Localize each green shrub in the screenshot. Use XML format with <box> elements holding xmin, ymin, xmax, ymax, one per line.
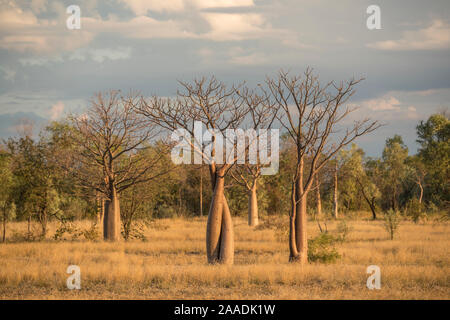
<box><xmin>308</xmin><ymin>233</ymin><xmax>341</xmax><ymax>263</ymax></box>
<box><xmin>404</xmin><ymin>198</ymin><xmax>425</xmax><ymax>223</ymax></box>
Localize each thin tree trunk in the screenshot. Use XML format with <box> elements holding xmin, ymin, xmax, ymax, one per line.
<box><xmin>418</xmin><ymin>181</ymin><xmax>423</xmax><ymax>204</ymax></box>
<box><xmin>333</xmin><ymin>161</ymin><xmax>338</xmax><ymax>219</ymax></box>
<box><xmin>104</xmin><ymin>184</ymin><xmax>121</xmax><ymax>241</ymax></box>
<box><xmin>294</xmin><ymin>157</ymin><xmax>308</xmax><ymax>264</ymax></box>
<box><xmin>40</xmin><ymin>208</ymin><xmax>47</xmax><ymax>239</ymax></box>
<box><xmin>356</xmin><ymin>178</ymin><xmax>377</xmax><ymax>220</ymax></box>
<box><xmin>315</xmin><ymin>174</ymin><xmax>322</xmax><ymax>220</ymax></box>
<box><xmin>248</xmin><ymin>183</ymin><xmax>259</xmax><ymax>227</ymax></box>
<box><xmin>200</xmin><ymin>166</ymin><xmax>203</xmax><ymax>217</ymax></box>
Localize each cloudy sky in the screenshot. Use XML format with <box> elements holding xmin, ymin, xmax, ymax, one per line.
<box><xmin>0</xmin><ymin>0</ymin><xmax>449</xmax><ymax>156</ymax></box>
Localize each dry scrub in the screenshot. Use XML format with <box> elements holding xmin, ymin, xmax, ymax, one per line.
<box><xmin>0</xmin><ymin>215</ymin><xmax>448</xmax><ymax>299</ymax></box>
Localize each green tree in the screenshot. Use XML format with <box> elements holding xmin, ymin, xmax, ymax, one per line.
<box><xmin>0</xmin><ymin>150</ymin><xmax>15</xmax><ymax>242</ymax></box>
<box><xmin>339</xmin><ymin>144</ymin><xmax>380</xmax><ymax>219</ymax></box>
<box><xmin>416</xmin><ymin>113</ymin><xmax>449</xmax><ymax>206</ymax></box>
<box><xmin>381</xmin><ymin>135</ymin><xmax>409</xmax><ymax>211</ymax></box>
<box><xmin>7</xmin><ymin>135</ymin><xmax>61</xmax><ymax>238</ymax></box>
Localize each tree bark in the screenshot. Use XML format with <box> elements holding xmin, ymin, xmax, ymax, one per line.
<box><xmin>333</xmin><ymin>161</ymin><xmax>338</xmax><ymax>219</ymax></box>
<box><xmin>293</xmin><ymin>157</ymin><xmax>308</xmax><ymax>264</ymax></box>
<box><xmin>200</xmin><ymin>166</ymin><xmax>203</xmax><ymax>217</ymax></box>
<box><xmin>418</xmin><ymin>181</ymin><xmax>423</xmax><ymax>204</ymax></box>
<box><xmin>315</xmin><ymin>174</ymin><xmax>322</xmax><ymax>219</ymax></box>
<box><xmin>248</xmin><ymin>183</ymin><xmax>259</xmax><ymax>227</ymax></box>
<box><xmin>103</xmin><ymin>184</ymin><xmax>121</xmax><ymax>241</ymax></box>
<box><xmin>96</xmin><ymin>194</ymin><xmax>104</xmax><ymax>235</ymax></box>
<box><xmin>206</xmin><ymin>167</ymin><xmax>234</xmax><ymax>264</ymax></box>
<box><xmin>289</xmin><ymin>182</ymin><xmax>299</xmax><ymax>261</ymax></box>
<box><xmin>39</xmin><ymin>208</ymin><xmax>47</xmax><ymax>239</ymax></box>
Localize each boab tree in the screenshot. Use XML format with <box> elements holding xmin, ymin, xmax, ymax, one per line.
<box><xmin>137</xmin><ymin>77</ymin><xmax>276</xmax><ymax>264</ymax></box>
<box><xmin>230</xmin><ymin>86</ymin><xmax>278</xmax><ymax>227</ymax></box>
<box><xmin>267</xmin><ymin>68</ymin><xmax>380</xmax><ymax>264</ymax></box>
<box><xmin>69</xmin><ymin>91</ymin><xmax>169</xmax><ymax>241</ymax></box>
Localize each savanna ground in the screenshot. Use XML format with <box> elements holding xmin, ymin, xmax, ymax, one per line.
<box><xmin>0</xmin><ymin>213</ymin><xmax>449</xmax><ymax>300</ymax></box>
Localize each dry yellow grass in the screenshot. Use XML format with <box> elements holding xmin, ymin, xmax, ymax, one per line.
<box><xmin>0</xmin><ymin>215</ymin><xmax>449</xmax><ymax>299</ymax></box>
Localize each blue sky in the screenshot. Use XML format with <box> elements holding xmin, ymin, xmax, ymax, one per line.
<box><xmin>0</xmin><ymin>0</ymin><xmax>449</xmax><ymax>156</ymax></box>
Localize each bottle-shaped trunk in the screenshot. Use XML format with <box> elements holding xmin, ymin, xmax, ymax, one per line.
<box><xmin>206</xmin><ymin>168</ymin><xmax>234</xmax><ymax>265</ymax></box>
<box><xmin>248</xmin><ymin>183</ymin><xmax>259</xmax><ymax>227</ymax></box>
<box><xmin>103</xmin><ymin>184</ymin><xmax>121</xmax><ymax>241</ymax></box>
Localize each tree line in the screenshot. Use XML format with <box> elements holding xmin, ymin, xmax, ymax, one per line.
<box><xmin>0</xmin><ymin>69</ymin><xmax>448</xmax><ymax>266</ymax></box>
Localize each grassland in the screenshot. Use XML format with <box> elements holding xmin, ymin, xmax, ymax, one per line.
<box><xmin>0</xmin><ymin>214</ymin><xmax>448</xmax><ymax>299</ymax></box>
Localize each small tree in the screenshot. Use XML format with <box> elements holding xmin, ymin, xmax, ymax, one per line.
<box><xmin>68</xmin><ymin>91</ymin><xmax>170</xmax><ymax>241</ymax></box>
<box><xmin>6</xmin><ymin>135</ymin><xmax>59</xmax><ymax>239</ymax></box>
<box><xmin>0</xmin><ymin>150</ymin><xmax>15</xmax><ymax>243</ymax></box>
<box><xmin>383</xmin><ymin>209</ymin><xmax>401</xmax><ymax>240</ymax></box>
<box><xmin>267</xmin><ymin>68</ymin><xmax>380</xmax><ymax>264</ymax></box>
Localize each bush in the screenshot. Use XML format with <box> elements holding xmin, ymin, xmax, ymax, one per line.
<box><xmin>383</xmin><ymin>209</ymin><xmax>401</xmax><ymax>240</ymax></box>
<box><xmin>404</xmin><ymin>198</ymin><xmax>425</xmax><ymax>223</ymax></box>
<box><xmin>308</xmin><ymin>233</ymin><xmax>341</xmax><ymax>263</ymax></box>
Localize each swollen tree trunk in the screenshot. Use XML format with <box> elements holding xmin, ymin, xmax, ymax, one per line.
<box><xmin>96</xmin><ymin>194</ymin><xmax>104</xmax><ymax>233</ymax></box>
<box><xmin>206</xmin><ymin>167</ymin><xmax>234</xmax><ymax>265</ymax></box>
<box><xmin>103</xmin><ymin>184</ymin><xmax>121</xmax><ymax>241</ymax></box>
<box><xmin>248</xmin><ymin>183</ymin><xmax>259</xmax><ymax>227</ymax></box>
<box><xmin>333</xmin><ymin>162</ymin><xmax>338</xmax><ymax>219</ymax></box>
<box><xmin>290</xmin><ymin>157</ymin><xmax>308</xmax><ymax>264</ymax></box>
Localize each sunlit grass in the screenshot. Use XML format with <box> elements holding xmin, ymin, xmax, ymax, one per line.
<box><xmin>0</xmin><ymin>215</ymin><xmax>448</xmax><ymax>299</ymax></box>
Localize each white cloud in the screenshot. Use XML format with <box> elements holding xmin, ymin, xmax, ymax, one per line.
<box><xmin>83</xmin><ymin>15</ymin><xmax>197</xmax><ymax>40</ymax></box>
<box><xmin>119</xmin><ymin>0</ymin><xmax>254</xmax><ymax>15</ymax></box>
<box><xmin>201</xmin><ymin>13</ymin><xmax>267</xmax><ymax>41</ymax></box>
<box><xmin>227</xmin><ymin>47</ymin><xmax>267</xmax><ymax>65</ymax></box>
<box><xmin>364</xmin><ymin>96</ymin><xmax>401</xmax><ymax>111</ymax></box>
<box><xmin>368</xmin><ymin>20</ymin><xmax>450</xmax><ymax>51</ymax></box>
<box><xmin>119</xmin><ymin>0</ymin><xmax>185</xmax><ymax>15</ymax></box>
<box><xmin>406</xmin><ymin>106</ymin><xmax>419</xmax><ymax>119</ymax></box>
<box><xmin>70</xmin><ymin>47</ymin><xmax>132</xmax><ymax>63</ymax></box>
<box><xmin>50</xmin><ymin>101</ymin><xmax>64</xmax><ymax>120</ymax></box>
<box><xmin>0</xmin><ymin>1</ymin><xmax>93</xmax><ymax>53</ymax></box>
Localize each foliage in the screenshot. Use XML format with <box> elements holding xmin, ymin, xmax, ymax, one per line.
<box><xmin>383</xmin><ymin>209</ymin><xmax>401</xmax><ymax>240</ymax></box>
<box><xmin>416</xmin><ymin>113</ymin><xmax>449</xmax><ymax>206</ymax></box>
<box><xmin>404</xmin><ymin>198</ymin><xmax>425</xmax><ymax>223</ymax></box>
<box><xmin>307</xmin><ymin>233</ymin><xmax>341</xmax><ymax>263</ymax></box>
